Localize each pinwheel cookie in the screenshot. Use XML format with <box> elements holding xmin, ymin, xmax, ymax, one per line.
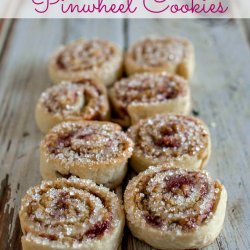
<box><xmin>109</xmin><ymin>72</ymin><xmax>191</xmax><ymax>126</ymax></box>
<box><xmin>127</xmin><ymin>114</ymin><xmax>211</xmax><ymax>172</ymax></box>
<box><xmin>125</xmin><ymin>37</ymin><xmax>194</xmax><ymax>79</ymax></box>
<box><xmin>124</xmin><ymin>166</ymin><xmax>227</xmax><ymax>249</ymax></box>
<box><xmin>40</xmin><ymin>121</ymin><xmax>134</xmax><ymax>188</ymax></box>
<box><xmin>19</xmin><ymin>177</ymin><xmax>124</xmax><ymax>250</ymax></box>
<box><xmin>49</xmin><ymin>39</ymin><xmax>123</xmax><ymax>86</ymax></box>
<box><xmin>35</xmin><ymin>80</ymin><xmax>109</xmax><ymax>133</ymax></box>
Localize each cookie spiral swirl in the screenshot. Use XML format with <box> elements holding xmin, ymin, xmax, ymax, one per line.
<box><xmin>40</xmin><ymin>121</ymin><xmax>134</xmax><ymax>188</ymax></box>
<box><xmin>19</xmin><ymin>177</ymin><xmax>124</xmax><ymax>250</ymax></box>
<box><xmin>124</xmin><ymin>166</ymin><xmax>227</xmax><ymax>249</ymax></box>
<box><xmin>49</xmin><ymin>39</ymin><xmax>123</xmax><ymax>86</ymax></box>
<box><xmin>125</xmin><ymin>37</ymin><xmax>195</xmax><ymax>79</ymax></box>
<box><xmin>109</xmin><ymin>72</ymin><xmax>191</xmax><ymax>126</ymax></box>
<box><xmin>56</xmin><ymin>40</ymin><xmax>115</xmax><ymax>71</ymax></box>
<box><xmin>35</xmin><ymin>80</ymin><xmax>110</xmax><ymax>133</ymax></box>
<box><xmin>127</xmin><ymin>114</ymin><xmax>210</xmax><ymax>172</ymax></box>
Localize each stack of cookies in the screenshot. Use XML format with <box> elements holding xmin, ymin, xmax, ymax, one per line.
<box><xmin>19</xmin><ymin>37</ymin><xmax>227</xmax><ymax>250</ymax></box>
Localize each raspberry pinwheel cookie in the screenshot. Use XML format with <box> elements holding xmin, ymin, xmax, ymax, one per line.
<box><xmin>19</xmin><ymin>177</ymin><xmax>124</xmax><ymax>250</ymax></box>
<box><xmin>40</xmin><ymin>121</ymin><xmax>134</xmax><ymax>188</ymax></box>
<box><xmin>127</xmin><ymin>114</ymin><xmax>211</xmax><ymax>173</ymax></box>
<box><xmin>109</xmin><ymin>72</ymin><xmax>191</xmax><ymax>126</ymax></box>
<box><xmin>49</xmin><ymin>39</ymin><xmax>123</xmax><ymax>86</ymax></box>
<box><xmin>124</xmin><ymin>166</ymin><xmax>227</xmax><ymax>249</ymax></box>
<box><xmin>125</xmin><ymin>37</ymin><xmax>194</xmax><ymax>79</ymax></box>
<box><xmin>35</xmin><ymin>80</ymin><xmax>109</xmax><ymax>133</ymax></box>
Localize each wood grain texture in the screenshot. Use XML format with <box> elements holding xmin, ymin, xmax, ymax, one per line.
<box><xmin>0</xmin><ymin>19</ymin><xmax>249</xmax><ymax>250</ymax></box>
<box><xmin>241</xmin><ymin>19</ymin><xmax>250</xmax><ymax>44</ymax></box>
<box><xmin>0</xmin><ymin>19</ymin><xmax>13</xmax><ymax>59</ymax></box>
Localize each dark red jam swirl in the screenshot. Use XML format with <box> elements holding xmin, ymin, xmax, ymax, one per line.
<box><xmin>43</xmin><ymin>122</ymin><xmax>133</xmax><ymax>164</ymax></box>
<box><xmin>111</xmin><ymin>73</ymin><xmax>187</xmax><ymax>115</ymax></box>
<box><xmin>134</xmin><ymin>168</ymin><xmax>219</xmax><ymax>232</ymax></box>
<box><xmin>129</xmin><ymin>114</ymin><xmax>209</xmax><ymax>159</ymax></box>
<box><xmin>20</xmin><ymin>177</ymin><xmax>117</xmax><ymax>244</ymax></box>
<box><xmin>40</xmin><ymin>81</ymin><xmax>107</xmax><ymax>120</ymax></box>
<box><xmin>56</xmin><ymin>40</ymin><xmax>115</xmax><ymax>71</ymax></box>
<box><xmin>130</xmin><ymin>38</ymin><xmax>185</xmax><ymax>67</ymax></box>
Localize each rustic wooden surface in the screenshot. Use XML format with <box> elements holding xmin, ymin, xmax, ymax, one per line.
<box><xmin>0</xmin><ymin>19</ymin><xmax>249</xmax><ymax>250</ymax></box>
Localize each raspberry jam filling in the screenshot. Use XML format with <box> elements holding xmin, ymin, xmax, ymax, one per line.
<box><xmin>113</xmin><ymin>73</ymin><xmax>186</xmax><ymax>112</ymax></box>
<box><xmin>145</xmin><ymin>214</ymin><xmax>163</xmax><ymax>227</ymax></box>
<box><xmin>23</xmin><ymin>178</ymin><xmax>115</xmax><ymax>243</ymax></box>
<box><xmin>131</xmin><ymin>39</ymin><xmax>185</xmax><ymax>67</ymax></box>
<box><xmin>130</xmin><ymin>114</ymin><xmax>209</xmax><ymax>159</ymax></box>
<box><xmin>40</xmin><ymin>82</ymin><xmax>106</xmax><ymax>120</ymax></box>
<box><xmin>155</xmin><ymin>123</ymin><xmax>182</xmax><ymax>148</ymax></box>
<box><xmin>136</xmin><ymin>169</ymin><xmax>218</xmax><ymax>231</ymax></box>
<box><xmin>164</xmin><ymin>175</ymin><xmax>194</xmax><ymax>195</ymax></box>
<box><xmin>44</xmin><ymin>123</ymin><xmax>133</xmax><ymax>164</ymax></box>
<box><xmin>85</xmin><ymin>221</ymin><xmax>111</xmax><ymax>239</ymax></box>
<box><xmin>56</xmin><ymin>40</ymin><xmax>114</xmax><ymax>71</ymax></box>
<box><xmin>48</xmin><ymin>129</ymin><xmax>114</xmax><ymax>155</ymax></box>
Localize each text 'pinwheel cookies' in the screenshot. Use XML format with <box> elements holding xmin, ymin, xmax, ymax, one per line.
<box><xmin>40</xmin><ymin>121</ymin><xmax>134</xmax><ymax>188</ymax></box>
<box><xmin>49</xmin><ymin>39</ymin><xmax>123</xmax><ymax>86</ymax></box>
<box><xmin>35</xmin><ymin>80</ymin><xmax>110</xmax><ymax>133</ymax></box>
<box><xmin>109</xmin><ymin>72</ymin><xmax>191</xmax><ymax>126</ymax></box>
<box><xmin>127</xmin><ymin>114</ymin><xmax>210</xmax><ymax>172</ymax></box>
<box><xmin>125</xmin><ymin>37</ymin><xmax>195</xmax><ymax>79</ymax></box>
<box><xmin>124</xmin><ymin>166</ymin><xmax>227</xmax><ymax>250</ymax></box>
<box><xmin>19</xmin><ymin>177</ymin><xmax>124</xmax><ymax>250</ymax></box>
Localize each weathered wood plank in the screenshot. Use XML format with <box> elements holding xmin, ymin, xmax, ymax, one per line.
<box><xmin>241</xmin><ymin>19</ymin><xmax>250</xmax><ymax>44</ymax></box>
<box><xmin>0</xmin><ymin>19</ymin><xmax>124</xmax><ymax>250</ymax></box>
<box><xmin>0</xmin><ymin>19</ymin><xmax>14</xmax><ymax>58</ymax></box>
<box><xmin>126</xmin><ymin>19</ymin><xmax>250</xmax><ymax>250</ymax></box>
